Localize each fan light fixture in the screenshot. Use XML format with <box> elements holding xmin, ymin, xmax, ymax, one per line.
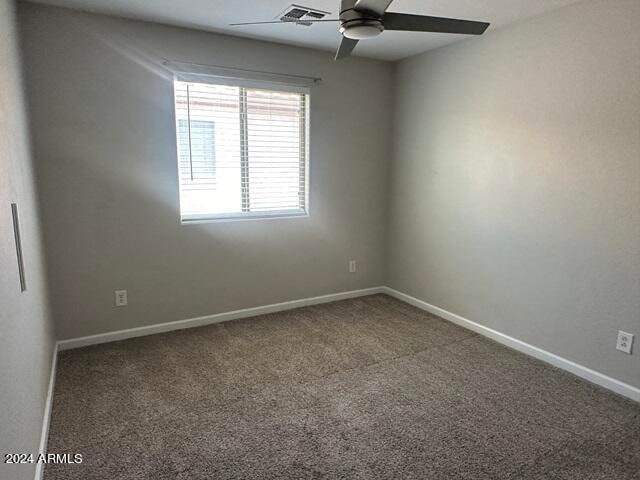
<box><xmin>340</xmin><ymin>21</ymin><xmax>383</xmax><ymax>40</ymax></box>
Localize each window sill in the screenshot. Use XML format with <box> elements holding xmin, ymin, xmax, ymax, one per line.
<box><xmin>180</xmin><ymin>211</ymin><xmax>309</xmax><ymax>225</ymax></box>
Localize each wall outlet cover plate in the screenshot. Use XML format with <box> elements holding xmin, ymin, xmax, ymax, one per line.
<box><xmin>616</xmin><ymin>331</ymin><xmax>634</xmax><ymax>355</ymax></box>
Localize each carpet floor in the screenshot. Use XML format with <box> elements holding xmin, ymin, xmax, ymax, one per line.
<box><xmin>45</xmin><ymin>294</ymin><xmax>640</xmax><ymax>479</ymax></box>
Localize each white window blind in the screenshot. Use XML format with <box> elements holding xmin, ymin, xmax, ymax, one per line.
<box><xmin>173</xmin><ymin>79</ymin><xmax>309</xmax><ymax>222</ymax></box>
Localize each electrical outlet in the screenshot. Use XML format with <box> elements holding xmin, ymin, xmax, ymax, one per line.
<box><xmin>616</xmin><ymin>331</ymin><xmax>634</xmax><ymax>354</ymax></box>
<box><xmin>115</xmin><ymin>290</ymin><xmax>128</xmax><ymax>307</ymax></box>
<box><xmin>349</xmin><ymin>260</ymin><xmax>357</xmax><ymax>273</ymax></box>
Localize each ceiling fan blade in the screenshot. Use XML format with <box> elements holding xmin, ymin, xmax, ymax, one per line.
<box><xmin>383</xmin><ymin>13</ymin><xmax>490</xmax><ymax>35</ymax></box>
<box><xmin>353</xmin><ymin>0</ymin><xmax>393</xmax><ymax>16</ymax></box>
<box><xmin>230</xmin><ymin>19</ymin><xmax>340</xmax><ymax>26</ymax></box>
<box><xmin>335</xmin><ymin>36</ymin><xmax>359</xmax><ymax>60</ymax></box>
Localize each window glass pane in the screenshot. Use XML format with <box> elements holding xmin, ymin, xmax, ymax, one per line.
<box><xmin>174</xmin><ymin>82</ymin><xmax>242</xmax><ymax>217</ymax></box>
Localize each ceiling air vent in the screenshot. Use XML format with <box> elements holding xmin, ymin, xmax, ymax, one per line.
<box><xmin>278</xmin><ymin>4</ymin><xmax>331</xmax><ymax>26</ymax></box>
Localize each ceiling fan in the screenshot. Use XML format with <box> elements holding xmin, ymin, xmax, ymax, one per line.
<box><xmin>230</xmin><ymin>0</ymin><xmax>490</xmax><ymax>60</ymax></box>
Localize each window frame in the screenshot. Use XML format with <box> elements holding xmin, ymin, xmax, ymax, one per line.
<box><xmin>172</xmin><ymin>73</ymin><xmax>310</xmax><ymax>224</ymax></box>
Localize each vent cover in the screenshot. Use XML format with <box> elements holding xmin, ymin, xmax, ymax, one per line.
<box><xmin>278</xmin><ymin>4</ymin><xmax>331</xmax><ymax>26</ymax></box>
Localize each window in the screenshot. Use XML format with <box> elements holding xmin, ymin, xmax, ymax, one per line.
<box><xmin>173</xmin><ymin>79</ymin><xmax>309</xmax><ymax>222</ymax></box>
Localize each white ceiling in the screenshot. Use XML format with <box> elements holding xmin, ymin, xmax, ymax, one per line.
<box><xmin>27</xmin><ymin>0</ymin><xmax>584</xmax><ymax>61</ymax></box>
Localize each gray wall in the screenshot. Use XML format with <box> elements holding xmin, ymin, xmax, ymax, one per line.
<box><xmin>388</xmin><ymin>0</ymin><xmax>640</xmax><ymax>388</ymax></box>
<box><xmin>0</xmin><ymin>1</ymin><xmax>55</xmax><ymax>479</ymax></box>
<box><xmin>19</xmin><ymin>3</ymin><xmax>393</xmax><ymax>340</ymax></box>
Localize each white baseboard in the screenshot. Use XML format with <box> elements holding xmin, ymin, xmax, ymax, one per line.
<box><xmin>382</xmin><ymin>287</ymin><xmax>640</xmax><ymax>403</ymax></box>
<box><xmin>57</xmin><ymin>287</ymin><xmax>385</xmax><ymax>351</ymax></box>
<box><xmin>34</xmin><ymin>342</ymin><xmax>58</xmax><ymax>480</ymax></box>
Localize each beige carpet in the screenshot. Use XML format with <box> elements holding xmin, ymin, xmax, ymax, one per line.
<box><xmin>45</xmin><ymin>294</ymin><xmax>639</xmax><ymax>479</ymax></box>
